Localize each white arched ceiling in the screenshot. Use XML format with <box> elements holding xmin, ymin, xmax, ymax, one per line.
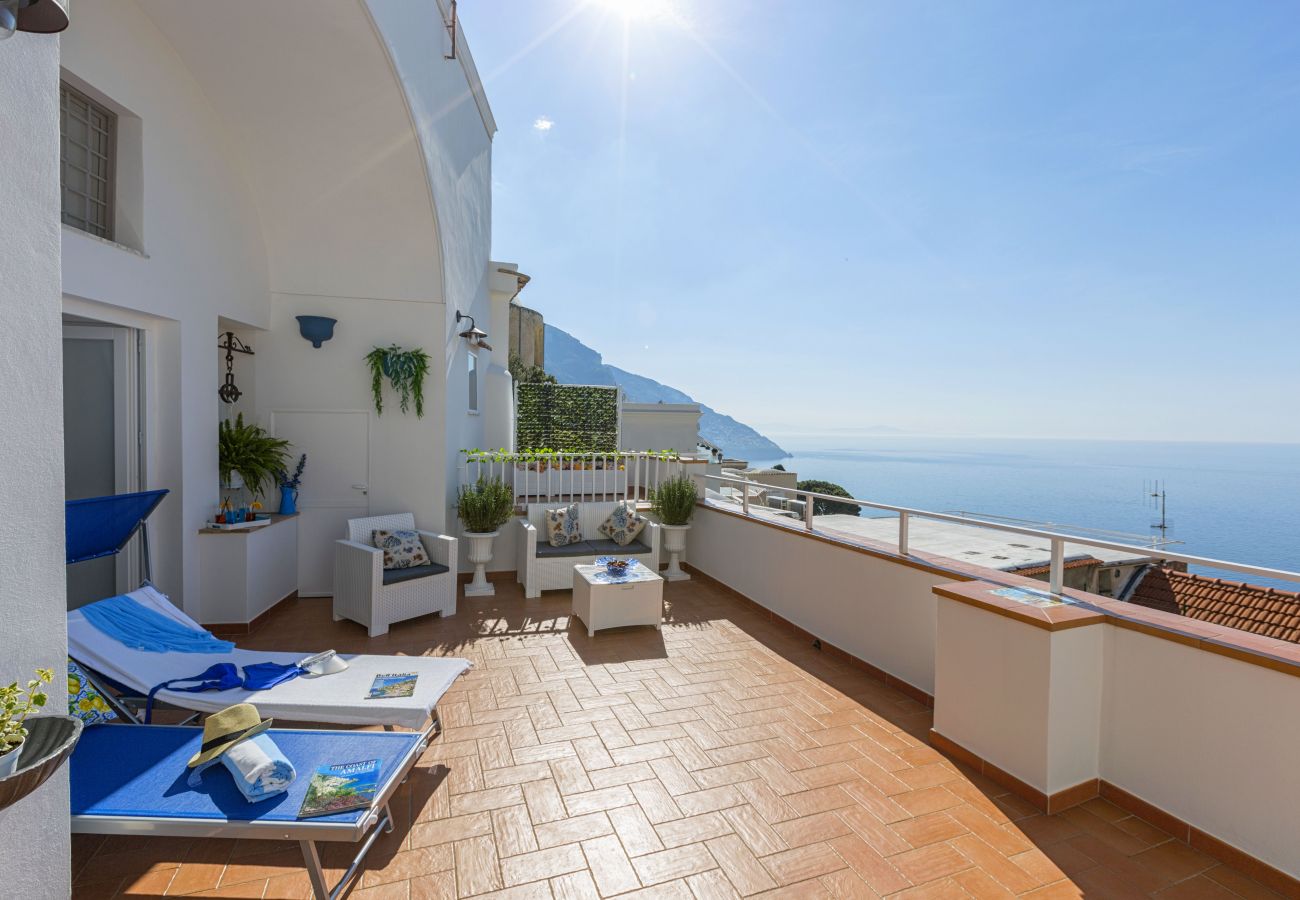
<box><xmin>137</xmin><ymin>0</ymin><xmax>443</xmax><ymax>304</ymax></box>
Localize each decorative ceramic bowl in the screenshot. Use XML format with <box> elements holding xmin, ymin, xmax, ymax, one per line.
<box><xmin>605</xmin><ymin>559</ymin><xmax>631</xmax><ymax>577</ymax></box>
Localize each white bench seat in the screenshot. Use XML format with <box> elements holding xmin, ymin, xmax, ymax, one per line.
<box><xmin>516</xmin><ymin>502</ymin><xmax>660</xmax><ymax>598</ymax></box>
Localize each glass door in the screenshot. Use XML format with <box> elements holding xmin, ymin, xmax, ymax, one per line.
<box><xmin>63</xmin><ymin>323</ymin><xmax>141</xmax><ymax>607</ymax></box>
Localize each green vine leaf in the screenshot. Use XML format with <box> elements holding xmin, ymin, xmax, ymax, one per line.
<box><xmin>365</xmin><ymin>345</ymin><xmax>431</xmax><ymax>418</ymax></box>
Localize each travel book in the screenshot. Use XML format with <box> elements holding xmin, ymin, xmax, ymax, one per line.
<box><xmin>297</xmin><ymin>759</ymin><xmax>381</xmax><ymax>818</ymax></box>
<box><xmin>366</xmin><ymin>672</ymin><xmax>418</xmax><ymax>699</ymax></box>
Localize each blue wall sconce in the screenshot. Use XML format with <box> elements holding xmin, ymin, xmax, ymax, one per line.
<box><xmin>295</xmin><ymin>315</ymin><xmax>337</xmax><ymax>349</ymax></box>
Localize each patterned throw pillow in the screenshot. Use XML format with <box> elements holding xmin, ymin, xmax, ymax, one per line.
<box><xmin>598</xmin><ymin>500</ymin><xmax>647</xmax><ymax>547</ymax></box>
<box><xmin>372</xmin><ymin>529</ymin><xmax>432</xmax><ymax>570</ymax></box>
<box><xmin>67</xmin><ymin>658</ymin><xmax>116</xmax><ymax>726</ymax></box>
<box><xmin>545</xmin><ymin>504</ymin><xmax>583</xmax><ymax>547</ymax></box>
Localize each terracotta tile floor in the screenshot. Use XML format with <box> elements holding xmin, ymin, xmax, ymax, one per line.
<box><xmin>72</xmin><ymin>579</ymin><xmax>1283</xmax><ymax>899</ymax></box>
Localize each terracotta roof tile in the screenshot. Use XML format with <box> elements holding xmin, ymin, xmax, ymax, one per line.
<box><xmin>1005</xmin><ymin>556</ymin><xmax>1101</xmax><ymax>577</ymax></box>
<box><xmin>1125</xmin><ymin>567</ymin><xmax>1300</xmax><ymax>644</ymax></box>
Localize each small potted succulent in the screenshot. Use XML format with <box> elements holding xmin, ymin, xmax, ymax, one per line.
<box><xmin>1</xmin><ymin>668</ymin><xmax>53</xmax><ymax>778</ymax></box>
<box><xmin>276</xmin><ymin>453</ymin><xmax>307</xmax><ymax>515</ymax></box>
<box><xmin>457</xmin><ymin>477</ymin><xmax>516</xmax><ymax>597</ymax></box>
<box><xmin>650</xmin><ymin>474</ymin><xmax>698</xmax><ymax>581</ymax></box>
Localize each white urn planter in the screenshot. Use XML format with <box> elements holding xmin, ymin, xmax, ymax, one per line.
<box><xmin>660</xmin><ymin>524</ymin><xmax>691</xmax><ymax>581</ymax></box>
<box><xmin>0</xmin><ymin>743</ymin><xmax>21</xmax><ymax>779</ymax></box>
<box><xmin>464</xmin><ymin>531</ymin><xmax>499</xmax><ymax>597</ymax></box>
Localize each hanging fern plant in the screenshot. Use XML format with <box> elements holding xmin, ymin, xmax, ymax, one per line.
<box><xmin>365</xmin><ymin>344</ymin><xmax>430</xmax><ymax>417</ymax></box>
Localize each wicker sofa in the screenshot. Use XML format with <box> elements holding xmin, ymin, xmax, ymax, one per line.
<box><xmin>334</xmin><ymin>513</ymin><xmax>457</xmax><ymax>637</ymax></box>
<box><xmin>517</xmin><ymin>501</ymin><xmax>660</xmax><ymax>598</ymax></box>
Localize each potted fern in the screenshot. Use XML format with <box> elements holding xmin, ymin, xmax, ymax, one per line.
<box><xmin>218</xmin><ymin>414</ymin><xmax>292</xmax><ymax>500</ymax></box>
<box><xmin>457</xmin><ymin>477</ymin><xmax>515</xmax><ymax>597</ymax></box>
<box><xmin>650</xmin><ymin>474</ymin><xmax>698</xmax><ymax>581</ymax></box>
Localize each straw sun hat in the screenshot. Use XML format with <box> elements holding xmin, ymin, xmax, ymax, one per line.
<box><xmin>187</xmin><ymin>703</ymin><xmax>272</xmax><ymax>768</ymax></box>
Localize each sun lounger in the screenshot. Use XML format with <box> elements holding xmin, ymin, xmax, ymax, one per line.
<box><xmin>70</xmin><ymin>723</ymin><xmax>427</xmax><ymax>900</ymax></box>
<box><xmin>68</xmin><ymin>585</ymin><xmax>469</xmax><ymax>731</ymax></box>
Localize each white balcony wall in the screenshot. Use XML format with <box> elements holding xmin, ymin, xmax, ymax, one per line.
<box><xmin>935</xmin><ymin>597</ymin><xmax>1103</xmax><ymax>795</ymax></box>
<box><xmin>689</xmin><ymin>505</ymin><xmax>948</xmax><ymax>695</ymax></box>
<box><xmin>691</xmin><ymin>501</ymin><xmax>1300</xmax><ymax>879</ymax></box>
<box><xmin>0</xmin><ymin>30</ymin><xmax>70</xmax><ymax>900</ymax></box>
<box><xmin>1102</xmin><ymin>627</ymin><xmax>1300</xmax><ymax>878</ymax></box>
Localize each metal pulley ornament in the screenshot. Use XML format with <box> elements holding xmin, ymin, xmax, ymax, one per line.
<box><xmin>218</xmin><ymin>331</ymin><xmax>254</xmax><ymax>404</ymax></box>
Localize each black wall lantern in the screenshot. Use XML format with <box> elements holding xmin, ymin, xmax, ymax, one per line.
<box><xmin>0</xmin><ymin>0</ymin><xmax>68</xmax><ymax>40</ymax></box>
<box><xmin>456</xmin><ymin>311</ymin><xmax>493</xmax><ymax>351</ymax></box>
<box><xmin>218</xmin><ymin>331</ymin><xmax>253</xmax><ymax>404</ymax></box>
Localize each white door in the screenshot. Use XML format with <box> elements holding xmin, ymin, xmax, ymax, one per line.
<box><xmin>63</xmin><ymin>324</ymin><xmax>141</xmax><ymax>607</ymax></box>
<box><xmin>270</xmin><ymin>410</ymin><xmax>370</xmax><ymax>596</ymax></box>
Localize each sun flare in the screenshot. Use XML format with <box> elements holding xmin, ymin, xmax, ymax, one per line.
<box><xmin>592</xmin><ymin>0</ymin><xmax>676</xmax><ymax>24</ymax></box>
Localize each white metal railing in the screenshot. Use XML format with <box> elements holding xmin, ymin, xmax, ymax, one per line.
<box><xmin>459</xmin><ymin>450</ymin><xmax>687</xmax><ymax>508</ymax></box>
<box><xmin>701</xmin><ymin>473</ymin><xmax>1300</xmax><ymax>594</ymax></box>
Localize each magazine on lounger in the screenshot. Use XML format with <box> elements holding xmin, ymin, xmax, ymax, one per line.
<box><xmin>297</xmin><ymin>759</ymin><xmax>381</xmax><ymax>818</ymax></box>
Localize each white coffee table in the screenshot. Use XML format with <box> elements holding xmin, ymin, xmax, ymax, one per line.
<box><xmin>572</xmin><ymin>560</ymin><xmax>664</xmax><ymax>637</ymax></box>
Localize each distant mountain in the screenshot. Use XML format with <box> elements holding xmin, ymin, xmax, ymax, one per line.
<box><xmin>543</xmin><ymin>324</ymin><xmax>788</xmax><ymax>461</ymax></box>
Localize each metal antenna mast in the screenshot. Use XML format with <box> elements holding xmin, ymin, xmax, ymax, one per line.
<box><xmin>1146</xmin><ymin>480</ymin><xmax>1169</xmax><ymax>540</ymax></box>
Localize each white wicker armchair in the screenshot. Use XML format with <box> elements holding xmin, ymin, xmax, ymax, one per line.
<box><xmin>334</xmin><ymin>513</ymin><xmax>457</xmax><ymax>637</ymax></box>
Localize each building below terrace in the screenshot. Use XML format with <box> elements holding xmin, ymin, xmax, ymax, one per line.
<box><xmin>815</xmin><ymin>514</ymin><xmax>1158</xmax><ymax>596</ymax></box>
<box><xmin>1123</xmin><ymin>566</ymin><xmax>1300</xmax><ymax>643</ymax></box>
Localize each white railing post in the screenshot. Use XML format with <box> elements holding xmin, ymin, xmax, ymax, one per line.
<box><xmin>899</xmin><ymin>511</ymin><xmax>909</xmax><ymax>556</ymax></box>
<box><xmin>1049</xmin><ymin>537</ymin><xmax>1064</xmax><ymax>594</ymax></box>
<box><xmin>803</xmin><ymin>491</ymin><xmax>814</xmax><ymax>530</ymax></box>
<box><xmin>741</xmin><ymin>480</ymin><xmax>750</xmax><ymax>516</ymax></box>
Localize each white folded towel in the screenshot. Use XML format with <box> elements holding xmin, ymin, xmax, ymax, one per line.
<box><xmin>222</xmin><ymin>735</ymin><xmax>296</xmax><ymax>795</ymax></box>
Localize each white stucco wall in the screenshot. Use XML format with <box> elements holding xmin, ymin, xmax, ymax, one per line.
<box><xmin>255</xmin><ymin>294</ymin><xmax>450</xmax><ymax>530</ymax></box>
<box><xmin>60</xmin><ymin>0</ymin><xmax>498</xmax><ymax>615</ymax></box>
<box><xmin>60</xmin><ymin>0</ymin><xmax>272</xmax><ymax>614</ymax></box>
<box><xmin>934</xmin><ymin>599</ymin><xmax>1053</xmax><ymax>788</ymax></box>
<box><xmin>0</xmin><ymin>30</ymin><xmax>70</xmax><ymax>900</ymax></box>
<box><xmin>621</xmin><ymin>404</ymin><xmax>703</xmax><ymax>455</ymax></box>
<box><xmin>365</xmin><ymin>0</ymin><xmax>496</xmax><ymax>526</ymax></box>
<box><xmin>1046</xmin><ymin>624</ymin><xmax>1103</xmax><ymax>793</ymax></box>
<box><xmin>934</xmin><ymin>598</ymin><xmax>1104</xmax><ymax>795</ymax></box>
<box><xmin>1102</xmin><ymin>627</ymin><xmax>1300</xmax><ymax>878</ymax></box>
<box><xmin>690</xmin><ymin>505</ymin><xmax>946</xmax><ymax>695</ymax></box>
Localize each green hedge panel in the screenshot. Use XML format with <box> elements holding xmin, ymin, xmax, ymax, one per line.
<box><xmin>516</xmin><ymin>383</ymin><xmax>619</xmax><ymax>452</ymax></box>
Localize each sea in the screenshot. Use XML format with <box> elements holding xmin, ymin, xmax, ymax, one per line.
<box><xmin>749</xmin><ymin>437</ymin><xmax>1300</xmax><ymax>589</ymax></box>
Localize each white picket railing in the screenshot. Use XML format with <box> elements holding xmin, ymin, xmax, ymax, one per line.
<box><xmin>701</xmin><ymin>473</ymin><xmax>1300</xmax><ymax>595</ymax></box>
<box><xmin>459</xmin><ymin>451</ymin><xmax>686</xmax><ymax>507</ymax></box>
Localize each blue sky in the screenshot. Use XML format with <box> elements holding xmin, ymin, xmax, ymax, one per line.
<box><xmin>460</xmin><ymin>1</ymin><xmax>1300</xmax><ymax>443</ymax></box>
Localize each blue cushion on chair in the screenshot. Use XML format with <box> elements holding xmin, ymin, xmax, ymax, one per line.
<box><xmin>381</xmin><ymin>562</ymin><xmax>449</xmax><ymax>585</ymax></box>
<box><xmin>534</xmin><ymin>541</ymin><xmax>597</xmax><ymax>559</ymax></box>
<box><xmin>585</xmin><ymin>538</ymin><xmax>651</xmax><ymax>556</ymax></box>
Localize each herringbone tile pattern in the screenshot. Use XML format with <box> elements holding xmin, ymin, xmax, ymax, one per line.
<box><xmin>71</xmin><ymin>580</ymin><xmax>1281</xmax><ymax>898</ymax></box>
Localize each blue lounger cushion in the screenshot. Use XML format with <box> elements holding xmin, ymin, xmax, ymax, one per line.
<box><xmin>381</xmin><ymin>562</ymin><xmax>450</xmax><ymax>586</ymax></box>
<box><xmin>70</xmin><ymin>724</ymin><xmax>419</xmax><ymax>824</ymax></box>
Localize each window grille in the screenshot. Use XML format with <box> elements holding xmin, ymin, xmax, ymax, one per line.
<box><xmin>61</xmin><ymin>83</ymin><xmax>116</xmax><ymax>240</ymax></box>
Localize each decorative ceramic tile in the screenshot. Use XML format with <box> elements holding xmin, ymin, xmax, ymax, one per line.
<box><xmin>991</xmin><ymin>586</ymin><xmax>1077</xmax><ymax>608</ymax></box>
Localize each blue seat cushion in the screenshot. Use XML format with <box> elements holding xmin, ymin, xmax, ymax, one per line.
<box><xmin>381</xmin><ymin>562</ymin><xmax>449</xmax><ymax>585</ymax></box>
<box><xmin>585</xmin><ymin>538</ymin><xmax>651</xmax><ymax>556</ymax></box>
<box><xmin>534</xmin><ymin>541</ymin><xmax>598</xmax><ymax>559</ymax></box>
